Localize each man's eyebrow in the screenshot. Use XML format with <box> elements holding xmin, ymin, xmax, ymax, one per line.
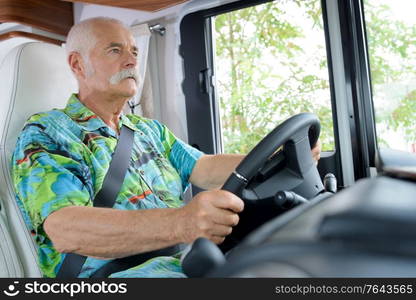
<box><xmin>105</xmin><ymin>42</ymin><xmax>123</xmax><ymax>49</ymax></box>
<box><xmin>105</xmin><ymin>43</ymin><xmax>138</xmax><ymax>52</ymax></box>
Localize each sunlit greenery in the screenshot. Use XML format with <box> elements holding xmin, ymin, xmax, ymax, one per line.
<box><xmin>365</xmin><ymin>0</ymin><xmax>416</xmax><ymax>149</ymax></box>
<box><xmin>214</xmin><ymin>0</ymin><xmax>333</xmax><ymax>154</ymax></box>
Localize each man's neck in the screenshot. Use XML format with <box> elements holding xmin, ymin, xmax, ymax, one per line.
<box><xmin>78</xmin><ymin>91</ymin><xmax>128</xmax><ymax>134</ymax></box>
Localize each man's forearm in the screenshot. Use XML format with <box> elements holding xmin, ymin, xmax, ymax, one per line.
<box><xmin>190</xmin><ymin>154</ymin><xmax>244</xmax><ymax>190</ymax></box>
<box><xmin>44</xmin><ymin>206</ymin><xmax>184</xmax><ymax>259</ymax></box>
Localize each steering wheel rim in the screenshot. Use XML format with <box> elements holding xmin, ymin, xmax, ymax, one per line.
<box><xmin>219</xmin><ymin>112</ymin><xmax>320</xmax><ymax>252</ymax></box>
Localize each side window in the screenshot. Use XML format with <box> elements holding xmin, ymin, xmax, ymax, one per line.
<box><xmin>212</xmin><ymin>0</ymin><xmax>334</xmax><ymax>153</ymax></box>
<box><xmin>364</xmin><ymin>0</ymin><xmax>416</xmax><ymax>153</ymax></box>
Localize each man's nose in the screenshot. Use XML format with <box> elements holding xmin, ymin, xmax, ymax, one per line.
<box><xmin>124</xmin><ymin>52</ymin><xmax>138</xmax><ymax>68</ymax></box>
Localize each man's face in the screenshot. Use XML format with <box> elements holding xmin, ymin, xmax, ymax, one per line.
<box><xmin>83</xmin><ymin>22</ymin><xmax>139</xmax><ymax>99</ymax></box>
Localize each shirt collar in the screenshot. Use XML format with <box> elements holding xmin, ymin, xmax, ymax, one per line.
<box><xmin>63</xmin><ymin>94</ymin><xmax>138</xmax><ymax>136</ymax></box>
<box><xmin>120</xmin><ymin>114</ymin><xmax>138</xmax><ymax>132</ymax></box>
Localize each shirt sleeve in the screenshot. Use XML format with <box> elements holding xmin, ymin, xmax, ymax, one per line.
<box><xmin>11</xmin><ymin>123</ymin><xmax>93</xmax><ymax>238</ymax></box>
<box><xmin>151</xmin><ymin>120</ymin><xmax>204</xmax><ymax>189</ymax></box>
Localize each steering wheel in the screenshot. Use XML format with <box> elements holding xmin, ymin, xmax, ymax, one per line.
<box><xmin>219</xmin><ymin>112</ymin><xmax>322</xmax><ymax>252</ymax></box>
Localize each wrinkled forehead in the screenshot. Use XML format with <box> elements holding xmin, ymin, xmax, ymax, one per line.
<box><xmin>91</xmin><ymin>21</ymin><xmax>136</xmax><ymax>50</ymax></box>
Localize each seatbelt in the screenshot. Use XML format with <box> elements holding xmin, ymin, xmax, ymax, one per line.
<box><xmin>94</xmin><ymin>125</ymin><xmax>135</xmax><ymax>208</ymax></box>
<box><xmin>56</xmin><ymin>125</ymin><xmax>181</xmax><ymax>278</ymax></box>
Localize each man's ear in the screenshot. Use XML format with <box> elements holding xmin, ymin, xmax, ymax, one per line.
<box><xmin>68</xmin><ymin>52</ymin><xmax>86</xmax><ymax>79</ymax></box>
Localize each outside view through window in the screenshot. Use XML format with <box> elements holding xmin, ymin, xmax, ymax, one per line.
<box><xmin>365</xmin><ymin>0</ymin><xmax>416</xmax><ymax>153</ymax></box>
<box><xmin>213</xmin><ymin>0</ymin><xmax>333</xmax><ymax>154</ymax></box>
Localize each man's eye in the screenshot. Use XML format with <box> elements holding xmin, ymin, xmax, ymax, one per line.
<box><xmin>132</xmin><ymin>51</ymin><xmax>139</xmax><ymax>57</ymax></box>
<box><xmin>110</xmin><ymin>48</ymin><xmax>121</xmax><ymax>54</ymax></box>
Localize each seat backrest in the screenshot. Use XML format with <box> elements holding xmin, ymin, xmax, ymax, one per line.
<box><xmin>0</xmin><ymin>42</ymin><xmax>77</xmax><ymax>277</ymax></box>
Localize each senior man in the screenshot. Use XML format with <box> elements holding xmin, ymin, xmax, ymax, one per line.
<box><xmin>12</xmin><ymin>17</ymin><xmax>320</xmax><ymax>278</ymax></box>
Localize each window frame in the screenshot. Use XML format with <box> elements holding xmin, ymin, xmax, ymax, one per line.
<box><xmin>337</xmin><ymin>0</ymin><xmax>378</xmax><ymax>179</ymax></box>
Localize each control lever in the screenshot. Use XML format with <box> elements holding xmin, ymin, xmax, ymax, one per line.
<box><xmin>274</xmin><ymin>191</ymin><xmax>308</xmax><ymax>209</ymax></box>
<box><xmin>182</xmin><ymin>237</ymin><xmax>226</xmax><ymax>278</ymax></box>
<box><xmin>323</xmin><ymin>173</ymin><xmax>337</xmax><ymax>193</ymax></box>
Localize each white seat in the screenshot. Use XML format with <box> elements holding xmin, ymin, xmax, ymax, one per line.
<box><xmin>0</xmin><ymin>42</ymin><xmax>77</xmax><ymax>277</ymax></box>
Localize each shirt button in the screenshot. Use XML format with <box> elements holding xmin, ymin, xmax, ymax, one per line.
<box><xmin>140</xmin><ymin>170</ymin><xmax>145</xmax><ymax>175</ymax></box>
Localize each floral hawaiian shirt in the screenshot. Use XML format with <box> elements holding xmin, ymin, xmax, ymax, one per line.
<box><xmin>12</xmin><ymin>94</ymin><xmax>203</xmax><ymax>278</ymax></box>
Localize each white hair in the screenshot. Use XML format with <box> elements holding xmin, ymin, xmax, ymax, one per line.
<box><xmin>65</xmin><ymin>17</ymin><xmax>129</xmax><ymax>60</ymax></box>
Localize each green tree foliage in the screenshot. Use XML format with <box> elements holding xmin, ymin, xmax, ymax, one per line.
<box><xmin>390</xmin><ymin>90</ymin><xmax>416</xmax><ymax>142</ymax></box>
<box><xmin>365</xmin><ymin>0</ymin><xmax>416</xmax><ymax>147</ymax></box>
<box><xmin>214</xmin><ymin>0</ymin><xmax>334</xmax><ymax>154</ymax></box>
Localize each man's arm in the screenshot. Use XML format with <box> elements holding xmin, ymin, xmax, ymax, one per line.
<box><xmin>43</xmin><ymin>189</ymin><xmax>243</xmax><ymax>259</ymax></box>
<box><xmin>189</xmin><ymin>154</ymin><xmax>244</xmax><ymax>190</ymax></box>
<box><xmin>44</xmin><ymin>206</ymin><xmax>183</xmax><ymax>259</ymax></box>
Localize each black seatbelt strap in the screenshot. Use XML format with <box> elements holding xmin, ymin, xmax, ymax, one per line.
<box><xmin>94</xmin><ymin>125</ymin><xmax>135</xmax><ymax>208</ymax></box>
<box><xmin>57</xmin><ymin>124</ymin><xmax>135</xmax><ymax>278</ymax></box>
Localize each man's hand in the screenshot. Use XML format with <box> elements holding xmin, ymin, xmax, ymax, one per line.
<box><xmin>178</xmin><ymin>190</ymin><xmax>244</xmax><ymax>245</ymax></box>
<box><xmin>312</xmin><ymin>139</ymin><xmax>321</xmax><ymax>162</ymax></box>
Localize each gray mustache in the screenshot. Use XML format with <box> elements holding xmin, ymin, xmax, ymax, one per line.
<box><xmin>109</xmin><ymin>68</ymin><xmax>139</xmax><ymax>85</ymax></box>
